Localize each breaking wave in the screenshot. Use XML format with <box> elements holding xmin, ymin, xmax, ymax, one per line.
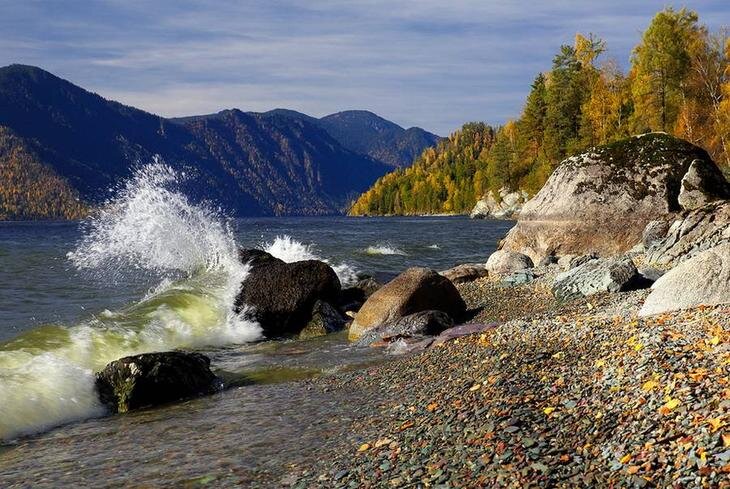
<box><xmin>263</xmin><ymin>235</ymin><xmax>359</xmax><ymax>286</ymax></box>
<box><xmin>364</xmin><ymin>244</ymin><xmax>408</xmax><ymax>256</ymax></box>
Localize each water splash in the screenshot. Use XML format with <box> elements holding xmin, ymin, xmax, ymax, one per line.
<box><xmin>263</xmin><ymin>235</ymin><xmax>358</xmax><ymax>286</ymax></box>
<box><xmin>364</xmin><ymin>244</ymin><xmax>407</xmax><ymax>256</ymax></box>
<box><xmin>0</xmin><ymin>161</ymin><xmax>261</xmax><ymax>442</ymax></box>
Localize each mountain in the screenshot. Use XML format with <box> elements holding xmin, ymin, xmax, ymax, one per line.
<box><xmin>318</xmin><ymin>110</ymin><xmax>441</xmax><ymax>168</ymax></box>
<box><xmin>0</xmin><ymin>64</ymin><xmax>430</xmax><ymax>219</ymax></box>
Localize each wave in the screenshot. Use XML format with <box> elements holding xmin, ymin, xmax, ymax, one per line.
<box><xmin>263</xmin><ymin>235</ymin><xmax>358</xmax><ymax>286</ymax></box>
<box><xmin>364</xmin><ymin>244</ymin><xmax>408</xmax><ymax>256</ymax></box>
<box><xmin>0</xmin><ymin>161</ymin><xmax>261</xmax><ymax>442</ymax></box>
<box><xmin>428</xmin><ymin>244</ymin><xmax>440</xmax><ymax>250</ymax></box>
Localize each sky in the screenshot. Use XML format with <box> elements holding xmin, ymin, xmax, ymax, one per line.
<box><xmin>0</xmin><ymin>1</ymin><xmax>727</xmax><ymax>135</ymax></box>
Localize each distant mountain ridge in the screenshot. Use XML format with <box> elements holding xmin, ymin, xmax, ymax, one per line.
<box><xmin>0</xmin><ymin>64</ymin><xmax>439</xmax><ymax>220</ymax></box>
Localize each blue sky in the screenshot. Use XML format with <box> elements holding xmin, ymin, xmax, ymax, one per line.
<box><xmin>0</xmin><ymin>1</ymin><xmax>727</xmax><ymax>135</ymax></box>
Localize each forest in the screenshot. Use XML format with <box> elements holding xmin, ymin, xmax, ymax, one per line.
<box><xmin>350</xmin><ymin>7</ymin><xmax>730</xmax><ymax>216</ymax></box>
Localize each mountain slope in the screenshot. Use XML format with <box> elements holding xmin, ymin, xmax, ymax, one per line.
<box><xmin>0</xmin><ymin>64</ymin><xmax>393</xmax><ymax>219</ymax></box>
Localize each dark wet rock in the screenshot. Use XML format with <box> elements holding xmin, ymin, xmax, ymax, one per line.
<box><xmin>552</xmin><ymin>256</ymin><xmax>648</xmax><ymax>301</ymax></box>
<box><xmin>349</xmin><ymin>267</ymin><xmax>466</xmax><ymax>341</ymax></box>
<box><xmin>501</xmin><ymin>269</ymin><xmax>535</xmax><ymax>286</ymax></box>
<box><xmin>338</xmin><ymin>277</ymin><xmax>382</xmax><ymax>313</ymax></box>
<box><xmin>235</xmin><ymin>249</ymin><xmax>341</xmax><ymax>337</ymax></box>
<box><xmin>640</xmin><ymin>243</ymin><xmax>730</xmax><ymax>316</ymax></box>
<box><xmin>677</xmin><ymin>159</ymin><xmax>730</xmax><ymax>210</ymax></box>
<box><xmin>432</xmin><ymin>322</ymin><xmax>499</xmax><ymax>346</ymax></box>
<box><xmin>95</xmin><ymin>351</ymin><xmax>219</xmax><ymax>414</ymax></box>
<box><xmin>485</xmin><ymin>250</ymin><xmax>534</xmax><ymax>276</ymax></box>
<box><xmin>499</xmin><ymin>134</ymin><xmax>720</xmax><ymax>262</ymax></box>
<box><xmin>299</xmin><ymin>301</ymin><xmax>347</xmax><ymax>339</ymax></box>
<box><xmin>439</xmin><ymin>263</ymin><xmax>489</xmax><ymax>284</ymax></box>
<box><xmin>645</xmin><ymin>201</ymin><xmax>730</xmax><ymax>267</ymax></box>
<box><xmin>356</xmin><ymin>310</ymin><xmax>454</xmax><ymax>346</ymax></box>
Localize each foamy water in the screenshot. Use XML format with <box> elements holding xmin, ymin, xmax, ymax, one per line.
<box><xmin>364</xmin><ymin>244</ymin><xmax>408</xmax><ymax>256</ymax></box>
<box><xmin>264</xmin><ymin>235</ymin><xmax>359</xmax><ymax>286</ymax></box>
<box><xmin>0</xmin><ymin>162</ymin><xmax>261</xmax><ymax>441</ymax></box>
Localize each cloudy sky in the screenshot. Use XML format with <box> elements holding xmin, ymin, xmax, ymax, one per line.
<box><xmin>1</xmin><ymin>1</ymin><xmax>727</xmax><ymax>135</ymax></box>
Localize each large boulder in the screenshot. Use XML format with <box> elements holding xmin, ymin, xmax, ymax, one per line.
<box><xmin>645</xmin><ymin>201</ymin><xmax>730</xmax><ymax>267</ymax></box>
<box><xmin>356</xmin><ymin>310</ymin><xmax>454</xmax><ymax>346</ymax></box>
<box><xmin>552</xmin><ymin>256</ymin><xmax>648</xmax><ymax>301</ymax></box>
<box><xmin>439</xmin><ymin>263</ymin><xmax>489</xmax><ymax>284</ymax></box>
<box><xmin>471</xmin><ymin>187</ymin><xmax>529</xmax><ymax>219</ymax></box>
<box><xmin>640</xmin><ymin>243</ymin><xmax>730</xmax><ymax>317</ymax></box>
<box><xmin>677</xmin><ymin>159</ymin><xmax>730</xmax><ymax>210</ymax></box>
<box><xmin>235</xmin><ymin>250</ymin><xmax>341</xmax><ymax>337</ymax></box>
<box><xmin>499</xmin><ymin>134</ymin><xmax>725</xmax><ymax>263</ymax></box>
<box><xmin>485</xmin><ymin>250</ymin><xmax>534</xmax><ymax>276</ymax></box>
<box><xmin>96</xmin><ymin>352</ymin><xmax>219</xmax><ymax>414</ymax></box>
<box><xmin>348</xmin><ymin>267</ymin><xmax>466</xmax><ymax>341</ymax></box>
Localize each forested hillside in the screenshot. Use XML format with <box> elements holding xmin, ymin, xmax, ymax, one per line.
<box><xmin>350</xmin><ymin>7</ymin><xmax>730</xmax><ymax>216</ymax></box>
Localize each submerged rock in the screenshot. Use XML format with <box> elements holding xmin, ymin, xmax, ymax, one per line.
<box><xmin>485</xmin><ymin>250</ymin><xmax>534</xmax><ymax>277</ymax></box>
<box><xmin>96</xmin><ymin>351</ymin><xmax>219</xmax><ymax>414</ymax></box>
<box><xmin>349</xmin><ymin>267</ymin><xmax>465</xmax><ymax>341</ymax></box>
<box><xmin>645</xmin><ymin>201</ymin><xmax>730</xmax><ymax>267</ymax></box>
<box><xmin>439</xmin><ymin>263</ymin><xmax>489</xmax><ymax>284</ymax></box>
<box><xmin>235</xmin><ymin>249</ymin><xmax>341</xmax><ymax>337</ymax></box>
<box><xmin>299</xmin><ymin>300</ymin><xmax>347</xmax><ymax>339</ymax></box>
<box><xmin>552</xmin><ymin>256</ymin><xmax>648</xmax><ymax>301</ymax></box>
<box><xmin>356</xmin><ymin>310</ymin><xmax>454</xmax><ymax>346</ymax></box>
<box><xmin>640</xmin><ymin>243</ymin><xmax>730</xmax><ymax>317</ymax></box>
<box><xmin>499</xmin><ymin>134</ymin><xmax>724</xmax><ymax>263</ymax></box>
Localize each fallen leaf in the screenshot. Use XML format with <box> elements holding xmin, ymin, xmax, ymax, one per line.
<box><xmin>723</xmin><ymin>432</ymin><xmax>730</xmax><ymax>448</ymax></box>
<box><xmin>708</xmin><ymin>418</ymin><xmax>724</xmax><ymax>432</ymax></box>
<box><xmin>543</xmin><ymin>407</ymin><xmax>556</xmax><ymax>415</ymax></box>
<box><xmin>374</xmin><ymin>438</ymin><xmax>393</xmax><ymax>448</ymax></box>
<box><xmin>627</xmin><ymin>465</ymin><xmax>640</xmax><ymax>474</ymax></box>
<box><xmin>642</xmin><ymin>380</ymin><xmax>658</xmax><ymax>392</ymax></box>
<box><xmin>658</xmin><ymin>398</ymin><xmax>681</xmax><ymax>415</ymax></box>
<box><xmin>620</xmin><ymin>454</ymin><xmax>632</xmax><ymax>464</ymax></box>
<box><xmin>469</xmin><ymin>384</ymin><xmax>481</xmax><ymax>392</ymax></box>
<box><xmin>426</xmin><ymin>402</ymin><xmax>439</xmax><ymax>412</ymax></box>
<box><xmin>358</xmin><ymin>443</ymin><xmax>370</xmax><ymax>452</ymax></box>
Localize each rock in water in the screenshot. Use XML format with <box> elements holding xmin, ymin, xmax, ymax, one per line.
<box><xmin>552</xmin><ymin>256</ymin><xmax>647</xmax><ymax>301</ymax></box>
<box><xmin>640</xmin><ymin>243</ymin><xmax>730</xmax><ymax>317</ymax></box>
<box><xmin>349</xmin><ymin>267</ymin><xmax>466</xmax><ymax>341</ymax></box>
<box><xmin>439</xmin><ymin>263</ymin><xmax>489</xmax><ymax>284</ymax></box>
<box><xmin>645</xmin><ymin>201</ymin><xmax>730</xmax><ymax>267</ymax></box>
<box><xmin>677</xmin><ymin>159</ymin><xmax>730</xmax><ymax>210</ymax></box>
<box><xmin>339</xmin><ymin>277</ymin><xmax>382</xmax><ymax>313</ymax></box>
<box><xmin>499</xmin><ymin>134</ymin><xmax>723</xmax><ymax>263</ymax></box>
<box><xmin>96</xmin><ymin>352</ymin><xmax>219</xmax><ymax>414</ymax></box>
<box><xmin>470</xmin><ymin>187</ymin><xmax>529</xmax><ymax>219</ymax></box>
<box><xmin>485</xmin><ymin>250</ymin><xmax>534</xmax><ymax>276</ymax></box>
<box><xmin>299</xmin><ymin>300</ymin><xmax>347</xmax><ymax>339</ymax></box>
<box><xmin>235</xmin><ymin>249</ymin><xmax>341</xmax><ymax>337</ymax></box>
<box><xmin>356</xmin><ymin>310</ymin><xmax>454</xmax><ymax>346</ymax></box>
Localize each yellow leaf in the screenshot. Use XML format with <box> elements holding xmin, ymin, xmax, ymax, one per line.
<box><xmin>642</xmin><ymin>380</ymin><xmax>658</xmax><ymax>392</ymax></box>
<box><xmin>710</xmin><ymin>336</ymin><xmax>721</xmax><ymax>346</ymax></box>
<box><xmin>620</xmin><ymin>454</ymin><xmax>632</xmax><ymax>464</ymax></box>
<box><xmin>633</xmin><ymin>342</ymin><xmax>644</xmax><ymax>352</ymax></box>
<box><xmin>595</xmin><ymin>359</ymin><xmax>605</xmax><ymax>368</ymax></box>
<box><xmin>723</xmin><ymin>432</ymin><xmax>730</xmax><ymax>447</ymax></box>
<box><xmin>665</xmin><ymin>398</ymin><xmax>680</xmax><ymax>410</ymax></box>
<box><xmin>708</xmin><ymin>418</ymin><xmax>724</xmax><ymax>432</ymax></box>
<box><xmin>358</xmin><ymin>443</ymin><xmax>370</xmax><ymax>452</ymax></box>
<box><xmin>543</xmin><ymin>407</ymin><xmax>556</xmax><ymax>415</ymax></box>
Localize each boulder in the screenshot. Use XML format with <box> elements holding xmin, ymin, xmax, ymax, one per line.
<box><xmin>499</xmin><ymin>134</ymin><xmax>723</xmax><ymax>263</ymax></box>
<box><xmin>471</xmin><ymin>187</ymin><xmax>529</xmax><ymax>219</ymax></box>
<box><xmin>485</xmin><ymin>250</ymin><xmax>534</xmax><ymax>276</ymax></box>
<box><xmin>645</xmin><ymin>201</ymin><xmax>730</xmax><ymax>267</ymax></box>
<box><xmin>356</xmin><ymin>310</ymin><xmax>454</xmax><ymax>346</ymax></box>
<box><xmin>439</xmin><ymin>263</ymin><xmax>489</xmax><ymax>284</ymax></box>
<box><xmin>501</xmin><ymin>269</ymin><xmax>535</xmax><ymax>286</ymax></box>
<box><xmin>640</xmin><ymin>243</ymin><xmax>730</xmax><ymax>317</ymax></box>
<box><xmin>348</xmin><ymin>267</ymin><xmax>466</xmax><ymax>341</ymax></box>
<box><xmin>338</xmin><ymin>277</ymin><xmax>382</xmax><ymax>313</ymax></box>
<box><xmin>299</xmin><ymin>300</ymin><xmax>347</xmax><ymax>339</ymax></box>
<box><xmin>677</xmin><ymin>159</ymin><xmax>730</xmax><ymax>210</ymax></box>
<box><xmin>96</xmin><ymin>351</ymin><xmax>219</xmax><ymax>414</ymax></box>
<box><xmin>552</xmin><ymin>256</ymin><xmax>648</xmax><ymax>301</ymax></box>
<box><xmin>235</xmin><ymin>250</ymin><xmax>341</xmax><ymax>337</ymax></box>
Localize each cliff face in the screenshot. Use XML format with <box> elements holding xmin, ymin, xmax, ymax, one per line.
<box><xmin>499</xmin><ymin>133</ymin><xmax>729</xmax><ymax>262</ymax></box>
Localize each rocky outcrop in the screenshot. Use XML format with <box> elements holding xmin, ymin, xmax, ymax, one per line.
<box><xmin>640</xmin><ymin>243</ymin><xmax>730</xmax><ymax>316</ymax></box>
<box><xmin>644</xmin><ymin>201</ymin><xmax>730</xmax><ymax>267</ymax></box>
<box><xmin>470</xmin><ymin>188</ymin><xmax>529</xmax><ymax>219</ymax></box>
<box><xmin>298</xmin><ymin>300</ymin><xmax>347</xmax><ymax>339</ymax></box>
<box><xmin>552</xmin><ymin>256</ymin><xmax>649</xmax><ymax>301</ymax></box>
<box><xmin>439</xmin><ymin>264</ymin><xmax>489</xmax><ymax>284</ymax></box>
<box><xmin>485</xmin><ymin>250</ymin><xmax>534</xmax><ymax>277</ymax></box>
<box><xmin>356</xmin><ymin>310</ymin><xmax>454</xmax><ymax>346</ymax></box>
<box><xmin>348</xmin><ymin>267</ymin><xmax>466</xmax><ymax>341</ymax></box>
<box><xmin>677</xmin><ymin>159</ymin><xmax>730</xmax><ymax>210</ymax></box>
<box><xmin>499</xmin><ymin>134</ymin><xmax>725</xmax><ymax>263</ymax></box>
<box><xmin>95</xmin><ymin>352</ymin><xmax>219</xmax><ymax>413</ymax></box>
<box><xmin>235</xmin><ymin>250</ymin><xmax>341</xmax><ymax>337</ymax></box>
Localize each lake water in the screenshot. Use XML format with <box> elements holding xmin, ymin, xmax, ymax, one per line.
<box><xmin>0</xmin><ymin>165</ymin><xmax>513</xmax><ymax>485</ymax></box>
